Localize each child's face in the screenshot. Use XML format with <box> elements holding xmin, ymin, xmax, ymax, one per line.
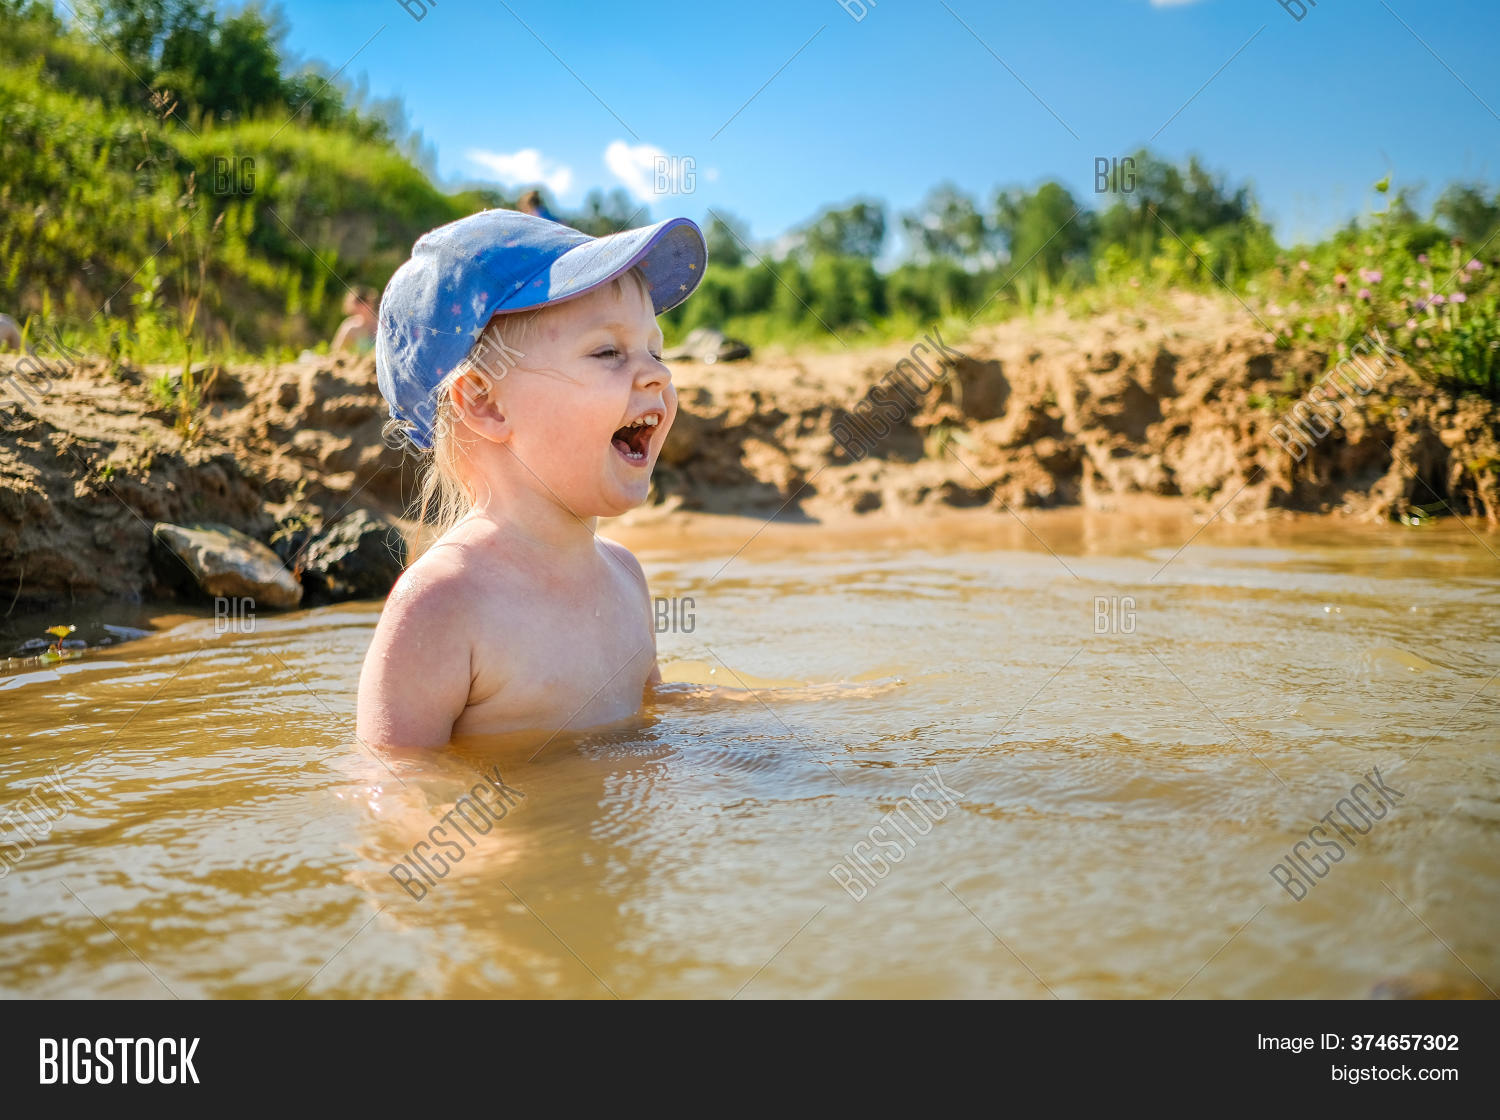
<box><xmin>487</xmin><ymin>277</ymin><xmax>675</xmax><ymax>518</ymax></box>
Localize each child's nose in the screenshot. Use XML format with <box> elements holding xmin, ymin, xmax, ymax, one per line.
<box><xmin>635</xmin><ymin>352</ymin><xmax>671</xmax><ymax>390</ymax></box>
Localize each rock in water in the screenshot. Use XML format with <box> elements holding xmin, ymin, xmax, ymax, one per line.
<box><xmin>299</xmin><ymin>510</ymin><xmax>406</xmax><ymax>603</ymax></box>
<box><xmin>663</xmin><ymin>326</ymin><xmax>751</xmax><ymax>364</ymax></box>
<box><xmin>151</xmin><ymin>522</ymin><xmax>302</xmax><ymax>609</ymax></box>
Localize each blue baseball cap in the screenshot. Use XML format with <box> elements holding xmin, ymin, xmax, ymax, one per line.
<box><xmin>376</xmin><ymin>209</ymin><xmax>707</xmax><ymax>450</ymax></box>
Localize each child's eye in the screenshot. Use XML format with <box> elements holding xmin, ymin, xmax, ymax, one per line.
<box><xmin>592</xmin><ymin>347</ymin><xmax>664</xmax><ymax>362</ymax></box>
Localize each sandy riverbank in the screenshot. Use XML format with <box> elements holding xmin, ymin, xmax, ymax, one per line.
<box><xmin>2</xmin><ymin>293</ymin><xmax>1495</xmax><ymax>612</ymax></box>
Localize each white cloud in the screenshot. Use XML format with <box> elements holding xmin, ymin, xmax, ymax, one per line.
<box><xmin>465</xmin><ymin>147</ymin><xmax>573</xmax><ymax>196</ymax></box>
<box><xmin>605</xmin><ymin>140</ymin><xmax>666</xmax><ymax>201</ymax></box>
<box><xmin>605</xmin><ymin>140</ymin><xmax>702</xmax><ymax>201</ymax></box>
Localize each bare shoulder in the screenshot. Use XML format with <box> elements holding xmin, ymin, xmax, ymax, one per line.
<box><xmin>597</xmin><ymin>534</ymin><xmax>659</xmax><ymax>685</ymax></box>
<box><xmin>382</xmin><ymin>540</ymin><xmax>479</xmax><ymax>624</ymax></box>
<box><xmin>356</xmin><ymin>540</ymin><xmax>489</xmax><ymax>749</ymax></box>
<box><xmin>597</xmin><ymin>535</ymin><xmax>647</xmax><ymax>589</ymax></box>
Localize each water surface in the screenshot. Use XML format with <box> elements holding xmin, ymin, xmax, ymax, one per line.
<box><xmin>2</xmin><ymin>508</ymin><xmax>1496</xmax><ymax>998</ymax></box>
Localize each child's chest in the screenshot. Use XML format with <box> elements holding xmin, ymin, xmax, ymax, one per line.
<box><xmin>462</xmin><ymin>564</ymin><xmax>654</xmax><ymax>731</ymax></box>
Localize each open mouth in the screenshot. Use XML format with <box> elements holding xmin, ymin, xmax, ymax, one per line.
<box><xmin>611</xmin><ymin>412</ymin><xmax>660</xmax><ymax>463</ymax></box>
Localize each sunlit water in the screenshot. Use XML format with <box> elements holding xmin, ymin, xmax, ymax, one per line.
<box><xmin>2</xmin><ymin>509</ymin><xmax>1496</xmax><ymax>999</ymax></box>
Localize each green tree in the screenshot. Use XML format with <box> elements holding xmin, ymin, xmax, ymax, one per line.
<box><xmin>570</xmin><ymin>187</ymin><xmax>644</xmax><ymax>236</ymax></box>
<box><xmin>1097</xmin><ymin>152</ymin><xmax>1255</xmax><ymax>248</ymax></box>
<box><xmin>80</xmin><ymin>0</ymin><xmax>196</xmax><ymax>67</ymax></box>
<box><xmin>1095</xmin><ymin>151</ymin><xmax>1273</xmax><ymax>281</ymax></box>
<box><xmin>807</xmin><ymin>255</ymin><xmax>882</xmax><ymax>327</ymax></box>
<box><xmin>158</xmin><ymin>4</ymin><xmax>283</xmax><ymax>118</ymax></box>
<box><xmin>885</xmin><ymin>260</ymin><xmax>976</xmax><ymax>319</ymax></box>
<box><xmin>900</xmin><ymin>183</ymin><xmax>989</xmax><ymax>264</ymax></box>
<box><xmin>771</xmin><ymin>259</ymin><xmax>814</xmax><ymax>324</ymax></box>
<box><xmin>800</xmin><ymin>198</ymin><xmax>886</xmax><ymax>260</ymax></box>
<box><xmin>992</xmin><ymin>180</ymin><xmax>1095</xmax><ymax>281</ymax></box>
<box><xmin>724</xmin><ymin>262</ymin><xmax>774</xmax><ymax>312</ymax></box>
<box><xmin>674</xmin><ymin>271</ymin><xmax>734</xmax><ymax>331</ymax></box>
<box><xmin>705</xmin><ymin>211</ymin><xmax>750</xmax><ymax>267</ymax></box>
<box><xmin>1434</xmin><ymin>183</ymin><xmax>1500</xmax><ymax>248</ymax></box>
<box><xmin>78</xmin><ymin>0</ymin><xmax>370</xmax><ymax>130</ymax></box>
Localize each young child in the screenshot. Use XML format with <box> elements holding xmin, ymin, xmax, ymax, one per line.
<box><xmin>357</xmin><ymin>209</ymin><xmax>706</xmax><ymax>749</ymax></box>
<box><xmin>0</xmin><ymin>312</ymin><xmax>21</xmax><ymax>352</ymax></box>
<box><xmin>331</xmin><ymin>286</ymin><xmax>379</xmax><ymax>356</ymax></box>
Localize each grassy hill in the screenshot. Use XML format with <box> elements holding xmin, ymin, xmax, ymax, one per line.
<box><xmin>0</xmin><ymin>2</ymin><xmax>494</xmax><ymax>361</ymax></box>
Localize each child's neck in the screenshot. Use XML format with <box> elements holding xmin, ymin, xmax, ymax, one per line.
<box><xmin>466</xmin><ymin>467</ymin><xmax>601</xmax><ymax>559</ymax></box>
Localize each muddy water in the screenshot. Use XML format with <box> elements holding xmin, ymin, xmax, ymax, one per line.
<box><xmin>1</xmin><ymin>508</ymin><xmax>1496</xmax><ymax>999</ymax></box>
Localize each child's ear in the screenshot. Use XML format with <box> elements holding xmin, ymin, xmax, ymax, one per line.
<box><xmin>449</xmin><ymin>368</ymin><xmax>512</xmax><ymax>444</ymax></box>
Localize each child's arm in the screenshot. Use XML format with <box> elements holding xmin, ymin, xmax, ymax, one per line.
<box><xmin>331</xmin><ymin>316</ymin><xmax>359</xmax><ymax>353</ymax></box>
<box><xmin>356</xmin><ymin>566</ymin><xmax>475</xmax><ymax>749</ymax></box>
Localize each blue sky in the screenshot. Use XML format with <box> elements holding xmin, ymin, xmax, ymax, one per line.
<box><xmin>276</xmin><ymin>0</ymin><xmax>1500</xmax><ymax>254</ymax></box>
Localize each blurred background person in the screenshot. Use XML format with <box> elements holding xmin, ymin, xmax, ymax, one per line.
<box><xmin>332</xmin><ymin>286</ymin><xmax>378</xmax><ymax>356</ymax></box>
<box><xmin>517</xmin><ymin>189</ymin><xmax>558</xmax><ymax>223</ymax></box>
<box><xmin>0</xmin><ymin>313</ymin><xmax>22</xmax><ymax>352</ymax></box>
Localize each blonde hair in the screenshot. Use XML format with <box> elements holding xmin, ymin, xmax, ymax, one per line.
<box><xmin>393</xmin><ymin>266</ymin><xmax>653</xmax><ymax>561</ymax></box>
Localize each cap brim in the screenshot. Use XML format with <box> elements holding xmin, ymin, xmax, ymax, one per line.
<box><xmin>494</xmin><ymin>216</ymin><xmax>707</xmax><ymax>317</ymax></box>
